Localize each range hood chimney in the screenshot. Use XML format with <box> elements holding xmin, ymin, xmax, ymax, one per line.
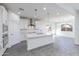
<box><xmin>29</xmin><ymin>18</ymin><xmax>35</xmax><ymax>26</ymax></box>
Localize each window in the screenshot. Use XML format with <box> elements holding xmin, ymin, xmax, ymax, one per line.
<box><xmin>61</xmin><ymin>24</ymin><xmax>72</xmax><ymax>31</ymax></box>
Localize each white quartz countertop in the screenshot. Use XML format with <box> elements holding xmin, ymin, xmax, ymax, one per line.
<box><xmin>26</xmin><ymin>33</ymin><xmax>52</xmax><ymax>39</ymax></box>
<box><xmin>20</xmin><ymin>30</ymin><xmax>53</xmax><ymax>39</ymax></box>
<box><xmin>24</xmin><ymin>33</ymin><xmax>52</xmax><ymax>38</ymax></box>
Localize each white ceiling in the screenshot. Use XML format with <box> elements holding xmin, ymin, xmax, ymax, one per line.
<box><xmin>57</xmin><ymin>3</ymin><xmax>79</xmax><ymax>15</ymax></box>
<box><xmin>60</xmin><ymin>3</ymin><xmax>79</xmax><ymax>10</ymax></box>
<box><xmin>3</xmin><ymin>3</ymin><xmax>73</xmax><ymax>20</ymax></box>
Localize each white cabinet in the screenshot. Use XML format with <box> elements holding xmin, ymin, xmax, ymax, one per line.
<box><xmin>8</xmin><ymin>12</ymin><xmax>20</xmax><ymax>48</ymax></box>
<box><xmin>8</xmin><ymin>20</ymin><xmax>20</xmax><ymax>47</ymax></box>
<box><xmin>0</xmin><ymin>6</ymin><xmax>8</xmax><ymax>56</ymax></box>
<box><xmin>27</xmin><ymin>35</ymin><xmax>53</xmax><ymax>50</ymax></box>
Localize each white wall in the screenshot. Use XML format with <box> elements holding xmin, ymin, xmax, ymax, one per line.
<box><xmin>35</xmin><ymin>15</ymin><xmax>75</xmax><ymax>38</ymax></box>
<box><xmin>20</xmin><ymin>19</ymin><xmax>29</xmax><ymax>30</ymax></box>
<box><xmin>35</xmin><ymin>19</ymin><xmax>51</xmax><ymax>33</ymax></box>
<box><xmin>75</xmin><ymin>11</ymin><xmax>79</xmax><ymax>45</ymax></box>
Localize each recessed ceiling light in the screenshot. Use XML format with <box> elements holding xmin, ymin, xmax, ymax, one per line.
<box><xmin>43</xmin><ymin>7</ymin><xmax>46</xmax><ymax>10</ymax></box>
<box><xmin>35</xmin><ymin>9</ymin><xmax>38</xmax><ymax>11</ymax></box>
<box><xmin>18</xmin><ymin>11</ymin><xmax>21</xmax><ymax>14</ymax></box>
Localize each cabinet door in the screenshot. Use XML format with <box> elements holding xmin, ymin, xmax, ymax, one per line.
<box><xmin>0</xmin><ymin>6</ymin><xmax>8</xmax><ymax>49</ymax></box>
<box><xmin>0</xmin><ymin>6</ymin><xmax>3</xmax><ymax>50</ymax></box>
<box><xmin>8</xmin><ymin>20</ymin><xmax>20</xmax><ymax>47</ymax></box>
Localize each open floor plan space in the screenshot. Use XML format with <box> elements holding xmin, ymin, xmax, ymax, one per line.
<box><xmin>0</xmin><ymin>3</ymin><xmax>79</xmax><ymax>56</ymax></box>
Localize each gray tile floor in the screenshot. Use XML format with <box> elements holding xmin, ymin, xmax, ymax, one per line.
<box><xmin>3</xmin><ymin>36</ymin><xmax>79</xmax><ymax>56</ymax></box>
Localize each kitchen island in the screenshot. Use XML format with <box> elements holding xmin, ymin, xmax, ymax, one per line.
<box><xmin>21</xmin><ymin>30</ymin><xmax>54</xmax><ymax>51</ymax></box>
<box><xmin>26</xmin><ymin>33</ymin><xmax>53</xmax><ymax>50</ymax></box>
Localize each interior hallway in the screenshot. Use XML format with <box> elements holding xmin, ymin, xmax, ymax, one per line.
<box><xmin>3</xmin><ymin>36</ymin><xmax>79</xmax><ymax>56</ymax></box>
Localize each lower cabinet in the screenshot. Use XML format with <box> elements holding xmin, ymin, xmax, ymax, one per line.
<box><xmin>26</xmin><ymin>35</ymin><xmax>53</xmax><ymax>51</ymax></box>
